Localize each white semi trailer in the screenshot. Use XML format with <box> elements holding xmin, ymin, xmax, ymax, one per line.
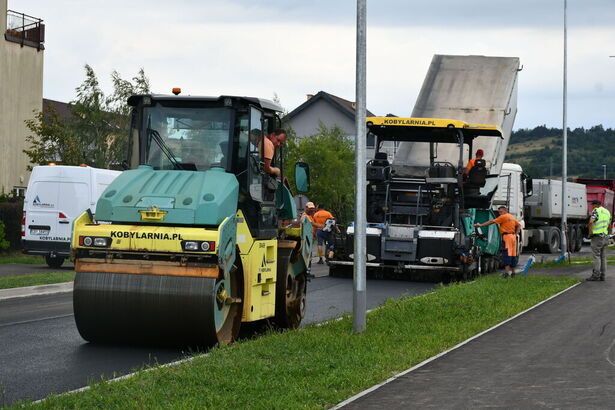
<box><xmin>494</xmin><ymin>163</ymin><xmax>588</xmax><ymax>254</ymax></box>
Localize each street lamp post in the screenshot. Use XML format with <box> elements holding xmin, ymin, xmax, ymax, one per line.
<box><xmin>561</xmin><ymin>0</ymin><xmax>568</xmax><ymax>256</ymax></box>
<box><xmin>353</xmin><ymin>0</ymin><xmax>367</xmax><ymax>334</ymax></box>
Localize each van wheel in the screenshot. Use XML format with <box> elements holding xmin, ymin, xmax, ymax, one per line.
<box><xmin>46</xmin><ymin>255</ymin><xmax>65</xmax><ymax>269</ymax></box>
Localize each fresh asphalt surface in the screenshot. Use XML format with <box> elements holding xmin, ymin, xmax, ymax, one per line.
<box><xmin>0</xmin><ymin>261</ymin><xmax>433</xmax><ymax>405</ymax></box>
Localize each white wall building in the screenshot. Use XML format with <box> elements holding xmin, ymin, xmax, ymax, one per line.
<box><xmin>0</xmin><ymin>0</ymin><xmax>44</xmax><ymax>195</ymax></box>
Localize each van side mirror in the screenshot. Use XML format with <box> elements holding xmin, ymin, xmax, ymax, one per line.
<box><xmin>295</xmin><ymin>162</ymin><xmax>310</xmax><ymax>194</ymax></box>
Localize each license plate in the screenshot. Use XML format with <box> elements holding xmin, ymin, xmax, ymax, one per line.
<box><xmin>30</xmin><ymin>229</ymin><xmax>50</xmax><ymax>235</ymax></box>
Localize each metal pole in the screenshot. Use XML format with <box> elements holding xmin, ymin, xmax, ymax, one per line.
<box><xmin>561</xmin><ymin>0</ymin><xmax>568</xmax><ymax>255</ymax></box>
<box><xmin>603</xmin><ymin>164</ymin><xmax>607</xmax><ymax>179</ymax></box>
<box><xmin>353</xmin><ymin>0</ymin><xmax>367</xmax><ymax>333</ymax></box>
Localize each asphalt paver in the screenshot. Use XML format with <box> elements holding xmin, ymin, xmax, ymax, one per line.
<box><xmin>344</xmin><ymin>267</ymin><xmax>615</xmax><ymax>409</ymax></box>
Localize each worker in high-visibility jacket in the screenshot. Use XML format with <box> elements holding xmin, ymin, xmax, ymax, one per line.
<box><xmin>587</xmin><ymin>199</ymin><xmax>612</xmax><ymax>281</ymax></box>
<box><xmin>474</xmin><ymin>205</ymin><xmax>521</xmax><ymax>278</ymax></box>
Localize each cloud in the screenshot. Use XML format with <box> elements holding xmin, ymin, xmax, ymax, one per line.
<box><xmin>17</xmin><ymin>0</ymin><xmax>615</xmax><ymax>128</ymax></box>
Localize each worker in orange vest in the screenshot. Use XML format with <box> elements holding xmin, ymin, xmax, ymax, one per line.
<box><xmin>313</xmin><ymin>204</ymin><xmax>335</xmax><ymax>264</ymax></box>
<box><xmin>474</xmin><ymin>205</ymin><xmax>521</xmax><ymax>278</ymax></box>
<box><xmin>464</xmin><ymin>149</ymin><xmax>484</xmax><ymax>177</ymax></box>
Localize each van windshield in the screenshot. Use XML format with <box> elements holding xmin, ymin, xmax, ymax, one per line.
<box><xmin>143</xmin><ymin>105</ymin><xmax>232</xmax><ymax>171</ymax></box>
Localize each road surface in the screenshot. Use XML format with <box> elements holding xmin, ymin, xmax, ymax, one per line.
<box><xmin>0</xmin><ymin>263</ymin><xmax>433</xmax><ymax>405</ymax></box>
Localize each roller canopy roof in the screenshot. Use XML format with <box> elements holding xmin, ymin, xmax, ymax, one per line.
<box><xmin>127</xmin><ymin>94</ymin><xmax>284</xmax><ymax>112</ymax></box>
<box><xmin>367</xmin><ymin>116</ymin><xmax>503</xmax><ymax>144</ymax></box>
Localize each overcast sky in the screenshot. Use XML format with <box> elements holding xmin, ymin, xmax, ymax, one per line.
<box><xmin>16</xmin><ymin>0</ymin><xmax>615</xmax><ymax>129</ymax></box>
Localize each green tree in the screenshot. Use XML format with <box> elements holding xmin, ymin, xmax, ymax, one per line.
<box><xmin>23</xmin><ymin>107</ymin><xmax>84</xmax><ymax>167</ymax></box>
<box><xmin>24</xmin><ymin>65</ymin><xmax>150</xmax><ymax>169</ymax></box>
<box><xmin>285</xmin><ymin>123</ymin><xmax>355</xmax><ymax>223</ymax></box>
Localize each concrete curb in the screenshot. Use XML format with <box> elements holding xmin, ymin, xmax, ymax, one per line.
<box><xmin>330</xmin><ymin>281</ymin><xmax>582</xmax><ymax>409</ymax></box>
<box><xmin>0</xmin><ymin>282</ymin><xmax>73</xmax><ymax>301</ymax></box>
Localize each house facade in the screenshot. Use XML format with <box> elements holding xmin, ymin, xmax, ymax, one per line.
<box><xmin>0</xmin><ymin>0</ymin><xmax>44</xmax><ymax>195</ymax></box>
<box><xmin>285</xmin><ymin>91</ymin><xmax>397</xmax><ymax>160</ymax></box>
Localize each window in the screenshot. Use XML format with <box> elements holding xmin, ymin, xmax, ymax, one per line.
<box><xmin>366</xmin><ymin>132</ymin><xmax>376</xmax><ymax>148</ymax></box>
<box><xmin>248</xmin><ymin>107</ymin><xmax>263</xmax><ymax>202</ymax></box>
<box><xmin>12</xmin><ymin>186</ymin><xmax>26</xmax><ymax>198</ymax></box>
<box><xmin>143</xmin><ymin>105</ymin><xmax>232</xmax><ymax>171</ymax></box>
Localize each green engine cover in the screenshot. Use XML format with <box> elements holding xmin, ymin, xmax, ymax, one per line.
<box><xmin>462</xmin><ymin>208</ymin><xmax>501</xmax><ymax>256</ymax></box>
<box><xmin>96</xmin><ymin>165</ymin><xmax>239</xmax><ymax>226</ymax></box>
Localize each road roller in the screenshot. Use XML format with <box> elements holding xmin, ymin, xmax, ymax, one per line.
<box><xmin>71</xmin><ymin>93</ymin><xmax>313</xmax><ymax>346</ymax></box>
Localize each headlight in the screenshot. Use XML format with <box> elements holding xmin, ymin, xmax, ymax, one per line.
<box><xmin>83</xmin><ymin>236</ymin><xmax>93</xmax><ymax>246</ymax></box>
<box><xmin>184</xmin><ymin>241</ymin><xmax>199</xmax><ymax>251</ymax></box>
<box><xmin>93</xmin><ymin>237</ymin><xmax>109</xmax><ymax>247</ymax></box>
<box><xmin>182</xmin><ymin>240</ymin><xmax>215</xmax><ymax>252</ymax></box>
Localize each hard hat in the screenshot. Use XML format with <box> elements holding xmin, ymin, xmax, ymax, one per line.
<box><xmin>305</xmin><ymin>201</ymin><xmax>315</xmax><ymax>209</ymax></box>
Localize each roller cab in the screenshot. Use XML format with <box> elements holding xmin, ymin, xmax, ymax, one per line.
<box><xmin>72</xmin><ymin>94</ymin><xmax>311</xmax><ymax>346</ymax></box>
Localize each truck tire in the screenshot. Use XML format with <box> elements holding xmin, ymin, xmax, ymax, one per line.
<box><xmin>45</xmin><ymin>255</ymin><xmax>65</xmax><ymax>269</ymax></box>
<box><xmin>544</xmin><ymin>227</ymin><xmax>561</xmax><ymax>254</ymax></box>
<box><xmin>568</xmin><ymin>227</ymin><xmax>577</xmax><ymax>253</ymax></box>
<box><xmin>575</xmin><ymin>225</ymin><xmax>583</xmax><ymax>251</ymax></box>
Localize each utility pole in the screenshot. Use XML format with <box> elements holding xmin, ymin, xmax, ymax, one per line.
<box><xmin>561</xmin><ymin>0</ymin><xmax>568</xmax><ymax>256</ymax></box>
<box><xmin>353</xmin><ymin>0</ymin><xmax>367</xmax><ymax>333</ymax></box>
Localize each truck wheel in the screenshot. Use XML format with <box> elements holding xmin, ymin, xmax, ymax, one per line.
<box><xmin>545</xmin><ymin>227</ymin><xmax>561</xmax><ymax>254</ymax></box>
<box><xmin>45</xmin><ymin>255</ymin><xmax>65</xmax><ymax>269</ymax></box>
<box><xmin>568</xmin><ymin>227</ymin><xmax>577</xmax><ymax>253</ymax></box>
<box><xmin>574</xmin><ymin>226</ymin><xmax>583</xmax><ymax>252</ymax></box>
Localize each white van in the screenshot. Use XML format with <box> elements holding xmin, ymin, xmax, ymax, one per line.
<box><xmin>22</xmin><ymin>165</ymin><xmax>121</xmax><ymax>268</ymax></box>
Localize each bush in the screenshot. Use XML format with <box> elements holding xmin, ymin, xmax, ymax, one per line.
<box><xmin>0</xmin><ymin>199</ymin><xmax>24</xmax><ymax>250</ymax></box>
<box><xmin>0</xmin><ymin>221</ymin><xmax>9</xmax><ymax>251</ymax></box>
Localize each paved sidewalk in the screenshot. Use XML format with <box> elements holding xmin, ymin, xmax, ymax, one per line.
<box><xmin>342</xmin><ymin>267</ymin><xmax>615</xmax><ymax>409</ymax></box>
<box><xmin>0</xmin><ymin>282</ymin><xmax>73</xmax><ymax>301</ymax></box>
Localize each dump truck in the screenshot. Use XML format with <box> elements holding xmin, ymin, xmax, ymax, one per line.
<box><xmin>329</xmin><ymin>117</ymin><xmax>504</xmax><ymax>279</ymax></box>
<box><xmin>71</xmin><ymin>93</ymin><xmax>312</xmax><ymax>346</ymax></box>
<box><xmin>394</xmin><ymin>55</ymin><xmax>520</xmax><ymax>179</ymax></box>
<box><xmin>575</xmin><ymin>178</ymin><xmax>615</xmax><ymax>235</ymax></box>
<box><xmin>329</xmin><ymin>55</ymin><xmax>520</xmax><ymax>279</ymax></box>
<box><xmin>495</xmin><ymin>163</ymin><xmax>589</xmax><ymax>253</ymax></box>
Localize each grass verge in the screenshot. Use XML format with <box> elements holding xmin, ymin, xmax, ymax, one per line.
<box><xmin>0</xmin><ymin>272</ymin><xmax>74</xmax><ymax>290</ymax></box>
<box><xmin>0</xmin><ymin>252</ymin><xmax>43</xmax><ymax>265</ymax></box>
<box><xmin>533</xmin><ymin>256</ymin><xmax>615</xmax><ymax>269</ymax></box>
<box><xmin>22</xmin><ymin>275</ymin><xmax>577</xmax><ymax>409</ymax></box>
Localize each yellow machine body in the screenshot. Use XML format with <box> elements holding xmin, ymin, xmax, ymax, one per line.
<box><xmin>72</xmin><ymin>210</ymin><xmax>287</xmax><ymax>323</ymax></box>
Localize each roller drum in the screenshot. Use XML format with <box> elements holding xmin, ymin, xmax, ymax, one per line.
<box><xmin>73</xmin><ymin>272</ymin><xmax>241</xmax><ymax>347</ymax></box>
